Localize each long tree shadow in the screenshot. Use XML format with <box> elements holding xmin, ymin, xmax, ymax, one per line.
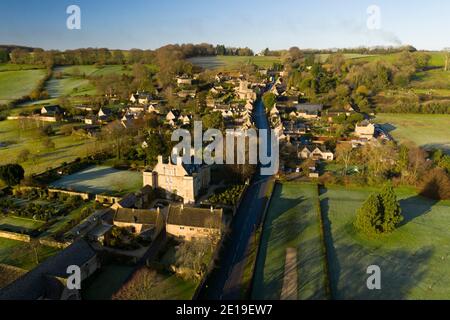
<box><xmin>319</xmin><ymin>186</ymin><xmax>340</xmax><ymax>299</ymax></box>
<box><xmin>252</xmin><ymin>183</ymin><xmax>308</xmax><ymax>299</ymax></box>
<box><xmin>399</xmin><ymin>195</ymin><xmax>439</xmax><ymax>226</ymax></box>
<box><xmin>320</xmin><ymin>187</ymin><xmax>435</xmax><ymax>300</ymax></box>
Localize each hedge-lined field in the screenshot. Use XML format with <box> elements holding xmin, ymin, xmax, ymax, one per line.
<box><xmin>320</xmin><ymin>185</ymin><xmax>450</xmax><ymax>300</ymax></box>
<box><xmin>252</xmin><ymin>182</ymin><xmax>328</xmax><ymax>300</ymax></box>
<box><xmin>376</xmin><ymin>113</ymin><xmax>450</xmax><ymax>153</ymax></box>
<box><xmin>0</xmin><ymin>69</ymin><xmax>47</xmax><ymax>104</ymax></box>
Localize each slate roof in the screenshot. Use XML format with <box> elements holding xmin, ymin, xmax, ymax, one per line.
<box><xmin>42</xmin><ymin>105</ymin><xmax>62</xmax><ymax>114</ymax></box>
<box><xmin>167</xmin><ymin>205</ymin><xmax>222</xmax><ymax>229</ymax></box>
<box><xmin>0</xmin><ymin>240</ymin><xmax>96</xmax><ymax>300</ymax></box>
<box><xmin>293</xmin><ymin>103</ymin><xmax>323</xmax><ymax>112</ymax></box>
<box><xmin>114</xmin><ymin>208</ymin><xmax>158</xmax><ymax>225</ymax></box>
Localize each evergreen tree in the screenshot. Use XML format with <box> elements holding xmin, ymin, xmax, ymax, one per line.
<box><xmin>354</xmin><ymin>193</ymin><xmax>383</xmax><ymax>236</ymax></box>
<box><xmin>379</xmin><ymin>184</ymin><xmax>403</xmax><ymax>232</ymax></box>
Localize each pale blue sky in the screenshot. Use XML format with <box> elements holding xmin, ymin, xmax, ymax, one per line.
<box><xmin>0</xmin><ymin>0</ymin><xmax>448</xmax><ymax>51</ymax></box>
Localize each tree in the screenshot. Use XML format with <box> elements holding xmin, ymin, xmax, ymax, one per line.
<box><xmin>379</xmin><ymin>184</ymin><xmax>403</xmax><ymax>232</ymax></box>
<box><xmin>0</xmin><ymin>164</ymin><xmax>25</xmax><ymax>186</ymax></box>
<box><xmin>354</xmin><ymin>193</ymin><xmax>383</xmax><ymax>236</ymax></box>
<box><xmin>335</xmin><ymin>143</ymin><xmax>353</xmax><ymax>175</ymax></box>
<box><xmin>419</xmin><ymin>168</ymin><xmax>450</xmax><ymax>200</ymax></box>
<box><xmin>262</xmin><ymin>92</ymin><xmax>276</xmax><ymax>110</ymax></box>
<box><xmin>355</xmin><ymin>185</ymin><xmax>403</xmax><ymax>236</ymax></box>
<box><xmin>202</xmin><ymin>112</ymin><xmax>223</xmax><ymax>130</ymax></box>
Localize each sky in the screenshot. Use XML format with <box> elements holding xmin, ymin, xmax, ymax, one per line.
<box><xmin>0</xmin><ymin>0</ymin><xmax>449</xmax><ymax>52</ymax></box>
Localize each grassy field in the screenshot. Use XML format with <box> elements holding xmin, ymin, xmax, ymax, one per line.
<box><xmin>49</xmin><ymin>165</ymin><xmax>142</xmax><ymax>196</ymax></box>
<box><xmin>375</xmin><ymin>113</ymin><xmax>450</xmax><ymax>153</ymax></box>
<box><xmin>0</xmin><ymin>216</ymin><xmax>45</xmax><ymax>234</ymax></box>
<box><xmin>0</xmin><ymin>69</ymin><xmax>47</xmax><ymax>104</ymax></box>
<box><xmin>0</xmin><ymin>238</ymin><xmax>59</xmax><ymax>270</ymax></box>
<box><xmin>252</xmin><ymin>182</ymin><xmax>328</xmax><ymax>300</ymax></box>
<box><xmin>320</xmin><ymin>185</ymin><xmax>450</xmax><ymax>300</ymax></box>
<box><xmin>0</xmin><ymin>120</ymin><xmax>95</xmax><ymax>175</ymax></box>
<box><xmin>189</xmin><ymin>55</ymin><xmax>281</xmax><ymax>69</ymax></box>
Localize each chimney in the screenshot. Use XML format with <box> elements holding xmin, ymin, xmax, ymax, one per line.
<box><xmin>157</xmin><ymin>207</ymin><xmax>160</xmax><ymax>214</ymax></box>
<box><xmin>157</xmin><ymin>155</ymin><xmax>163</xmax><ymax>164</ymax></box>
<box><xmin>177</xmin><ymin>156</ymin><xmax>183</xmax><ymax>166</ymax></box>
<box><xmin>181</xmin><ymin>204</ymin><xmax>184</xmax><ymax>210</ymax></box>
<box><xmin>210</xmin><ymin>206</ymin><xmax>214</xmax><ymax>213</ymax></box>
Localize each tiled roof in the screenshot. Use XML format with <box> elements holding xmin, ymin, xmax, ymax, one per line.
<box><xmin>114</xmin><ymin>208</ymin><xmax>158</xmax><ymax>225</ymax></box>
<box><xmin>167</xmin><ymin>205</ymin><xmax>222</xmax><ymax>229</ymax></box>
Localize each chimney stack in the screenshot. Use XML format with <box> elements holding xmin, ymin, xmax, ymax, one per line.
<box><xmin>210</xmin><ymin>206</ymin><xmax>214</xmax><ymax>213</ymax></box>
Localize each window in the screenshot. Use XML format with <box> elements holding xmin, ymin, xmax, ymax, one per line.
<box><xmin>180</xmin><ymin>227</ymin><xmax>184</xmax><ymax>230</ymax></box>
<box><xmin>190</xmin><ymin>228</ymin><xmax>195</xmax><ymax>231</ymax></box>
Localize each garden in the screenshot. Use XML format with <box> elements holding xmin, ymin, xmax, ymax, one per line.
<box><xmin>48</xmin><ymin>165</ymin><xmax>142</xmax><ymax>196</ymax></box>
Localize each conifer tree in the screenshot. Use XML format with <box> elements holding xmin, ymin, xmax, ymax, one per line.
<box><xmin>354</xmin><ymin>193</ymin><xmax>383</xmax><ymax>236</ymax></box>
<box><xmin>379</xmin><ymin>184</ymin><xmax>403</xmax><ymax>232</ymax></box>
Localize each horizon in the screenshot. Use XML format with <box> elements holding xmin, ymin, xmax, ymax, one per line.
<box><xmin>0</xmin><ymin>0</ymin><xmax>449</xmax><ymax>52</ymax></box>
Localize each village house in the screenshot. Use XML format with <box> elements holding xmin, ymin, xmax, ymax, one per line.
<box><xmin>41</xmin><ymin>105</ymin><xmax>63</xmax><ymax>116</ymax></box>
<box><xmin>235</xmin><ymin>80</ymin><xmax>257</xmax><ymax>100</ymax></box>
<box><xmin>0</xmin><ymin>240</ymin><xmax>99</xmax><ymax>300</ymax></box>
<box><xmin>299</xmin><ymin>145</ymin><xmax>334</xmax><ymax>161</ymax></box>
<box><xmin>166</xmin><ymin>204</ymin><xmax>223</xmax><ymax>241</ymax></box>
<box><xmin>130</xmin><ymin>91</ymin><xmax>152</xmax><ymax>105</ymax></box>
<box><xmin>177</xmin><ymin>89</ymin><xmax>197</xmax><ymax>99</ymax></box>
<box><xmin>143</xmin><ymin>155</ymin><xmax>211</xmax><ymax>204</ymax></box>
<box><xmin>355</xmin><ymin>120</ymin><xmax>375</xmax><ymax>140</ymax></box>
<box><xmin>97</xmin><ymin>107</ymin><xmax>113</xmax><ymax>123</ymax></box>
<box><xmin>113</xmin><ymin>207</ymin><xmax>165</xmax><ymax>240</ymax></box>
<box><xmin>166</xmin><ymin>109</ymin><xmax>181</xmax><ymax>122</ymax></box>
<box><xmin>176</xmin><ymin>74</ymin><xmax>193</xmax><ymax>86</ymax></box>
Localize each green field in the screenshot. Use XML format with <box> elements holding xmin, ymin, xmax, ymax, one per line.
<box><xmin>189</xmin><ymin>55</ymin><xmax>281</xmax><ymax>69</ymax></box>
<box><xmin>0</xmin><ymin>69</ymin><xmax>47</xmax><ymax>104</ymax></box>
<box><xmin>0</xmin><ymin>120</ymin><xmax>95</xmax><ymax>175</ymax></box>
<box><xmin>0</xmin><ymin>238</ymin><xmax>59</xmax><ymax>270</ymax></box>
<box><xmin>41</xmin><ymin>64</ymin><xmax>134</xmax><ymax>100</ymax></box>
<box><xmin>0</xmin><ymin>216</ymin><xmax>45</xmax><ymax>234</ymax></box>
<box><xmin>320</xmin><ymin>185</ymin><xmax>450</xmax><ymax>300</ymax></box>
<box><xmin>376</xmin><ymin>113</ymin><xmax>450</xmax><ymax>153</ymax></box>
<box><xmin>49</xmin><ymin>165</ymin><xmax>142</xmax><ymax>196</ymax></box>
<box><xmin>252</xmin><ymin>182</ymin><xmax>328</xmax><ymax>300</ymax></box>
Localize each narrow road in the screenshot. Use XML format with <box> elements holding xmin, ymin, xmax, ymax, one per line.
<box><xmin>197</xmin><ymin>91</ymin><xmax>273</xmax><ymax>300</ymax></box>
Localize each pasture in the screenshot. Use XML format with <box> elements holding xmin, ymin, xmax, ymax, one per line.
<box><xmin>252</xmin><ymin>182</ymin><xmax>328</xmax><ymax>300</ymax></box>
<box><xmin>376</xmin><ymin>113</ymin><xmax>450</xmax><ymax>153</ymax></box>
<box><xmin>189</xmin><ymin>55</ymin><xmax>281</xmax><ymax>69</ymax></box>
<box><xmin>0</xmin><ymin>120</ymin><xmax>96</xmax><ymax>175</ymax></box>
<box><xmin>49</xmin><ymin>165</ymin><xmax>142</xmax><ymax>196</ymax></box>
<box><xmin>320</xmin><ymin>185</ymin><xmax>450</xmax><ymax>300</ymax></box>
<box><xmin>0</xmin><ymin>69</ymin><xmax>47</xmax><ymax>104</ymax></box>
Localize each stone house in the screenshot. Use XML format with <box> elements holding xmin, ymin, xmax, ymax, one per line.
<box><xmin>299</xmin><ymin>145</ymin><xmax>334</xmax><ymax>161</ymax></box>
<box><xmin>166</xmin><ymin>205</ymin><xmax>223</xmax><ymax>241</ymax></box>
<box><xmin>113</xmin><ymin>207</ymin><xmax>165</xmax><ymax>240</ymax></box>
<box><xmin>143</xmin><ymin>155</ymin><xmax>211</xmax><ymax>204</ymax></box>
<box><xmin>355</xmin><ymin>121</ymin><xmax>375</xmax><ymax>140</ymax></box>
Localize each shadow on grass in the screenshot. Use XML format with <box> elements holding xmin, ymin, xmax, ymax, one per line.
<box><xmin>320</xmin><ymin>187</ymin><xmax>434</xmax><ymax>300</ymax></box>
<box><xmin>399</xmin><ymin>195</ymin><xmax>439</xmax><ymax>226</ymax></box>
<box><xmin>252</xmin><ymin>183</ymin><xmax>309</xmax><ymax>299</ymax></box>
